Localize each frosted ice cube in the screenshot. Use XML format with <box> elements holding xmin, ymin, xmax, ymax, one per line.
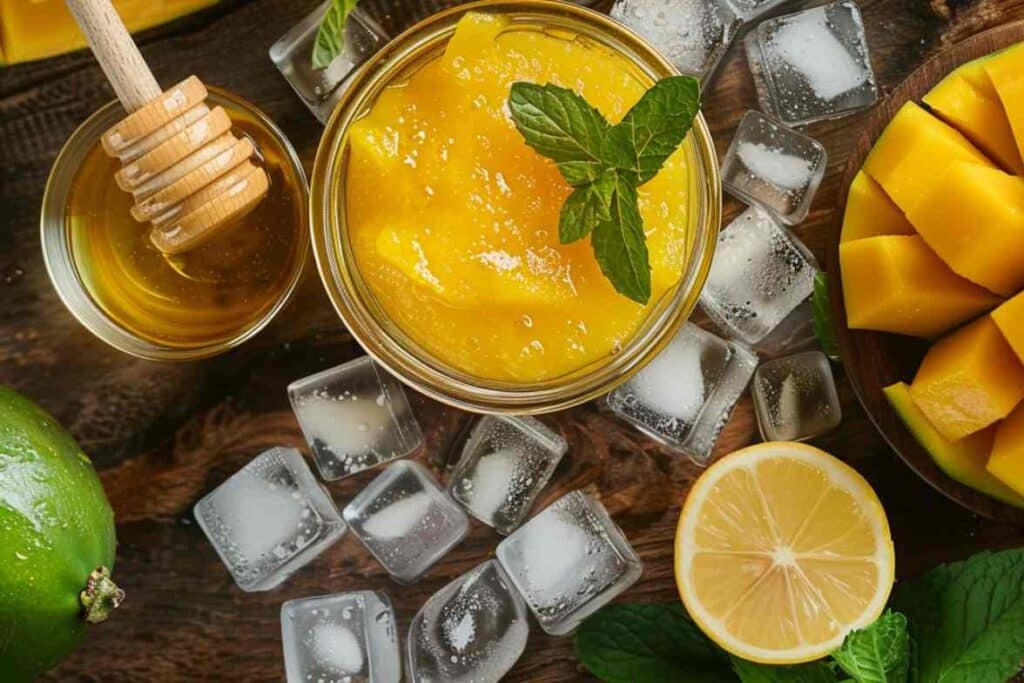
<box><xmin>495</xmin><ymin>491</ymin><xmax>643</xmax><ymax>635</ymax></box>
<box><xmin>722</xmin><ymin>111</ymin><xmax>827</xmax><ymax>225</ymax></box>
<box><xmin>749</xmin><ymin>298</ymin><xmax>818</xmax><ymax>359</ymax></box>
<box><xmin>606</xmin><ymin>322</ymin><xmax>757</xmax><ymax>465</ymax></box>
<box><xmin>407</xmin><ymin>560</ymin><xmax>529</xmax><ymax>682</ymax></box>
<box><xmin>289</xmin><ymin>356</ymin><xmax>424</xmax><ymax>481</ymax></box>
<box><xmin>194</xmin><ymin>447</ymin><xmax>345</xmax><ymax>592</ymax></box>
<box><xmin>281</xmin><ymin>590</ymin><xmax>400</xmax><ymax>683</ymax></box>
<box><xmin>270</xmin><ymin>3</ymin><xmax>389</xmax><ymax>123</ymax></box>
<box><xmin>449</xmin><ymin>416</ymin><xmax>567</xmax><ymax>535</ymax></box>
<box><xmin>344</xmin><ymin>460</ymin><xmax>470</xmax><ymax>584</ymax></box>
<box><xmin>611</xmin><ymin>0</ymin><xmax>741</xmax><ymax>86</ymax></box>
<box><xmin>745</xmin><ymin>0</ymin><xmax>878</xmax><ymax>126</ymax></box>
<box><xmin>751</xmin><ymin>350</ymin><xmax>842</xmax><ymax>441</ymax></box>
<box><xmin>700</xmin><ymin>207</ymin><xmax>818</xmax><ymax>345</ymax></box>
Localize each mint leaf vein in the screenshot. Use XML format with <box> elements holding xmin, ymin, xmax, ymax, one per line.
<box><xmin>312</xmin><ymin>0</ymin><xmax>360</xmax><ymax>70</ymax></box>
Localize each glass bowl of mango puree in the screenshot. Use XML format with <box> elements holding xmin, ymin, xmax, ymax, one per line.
<box><xmin>310</xmin><ymin>0</ymin><xmax>721</xmax><ymax>414</ymax></box>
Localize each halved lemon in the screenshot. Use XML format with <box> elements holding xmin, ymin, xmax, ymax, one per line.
<box><xmin>675</xmin><ymin>442</ymin><xmax>895</xmax><ymax>665</ymax></box>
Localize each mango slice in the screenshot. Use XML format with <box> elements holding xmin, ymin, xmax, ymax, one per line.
<box><xmin>885</xmin><ymin>382</ymin><xmax>1024</xmax><ymax>507</ymax></box>
<box><xmin>985</xmin><ymin>42</ymin><xmax>1024</xmax><ymax>168</ymax></box>
<box><xmin>862</xmin><ymin>101</ymin><xmax>993</xmax><ymax>214</ymax></box>
<box><xmin>910</xmin><ymin>316</ymin><xmax>1024</xmax><ymax>442</ymax></box>
<box><xmin>839</xmin><ymin>171</ymin><xmax>915</xmax><ymax>244</ymax></box>
<box><xmin>906</xmin><ymin>161</ymin><xmax>1024</xmax><ymax>296</ymax></box>
<box><xmin>923</xmin><ymin>55</ymin><xmax>1024</xmax><ymax>174</ymax></box>
<box><xmin>840</xmin><ymin>235</ymin><xmax>1000</xmax><ymax>338</ymax></box>
<box><xmin>992</xmin><ymin>292</ymin><xmax>1024</xmax><ymax>365</ymax></box>
<box><xmin>988</xmin><ymin>404</ymin><xmax>1024</xmax><ymax>498</ymax></box>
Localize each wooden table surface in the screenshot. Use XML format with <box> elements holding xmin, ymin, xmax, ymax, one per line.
<box><xmin>4</xmin><ymin>0</ymin><xmax>1024</xmax><ymax>680</ymax></box>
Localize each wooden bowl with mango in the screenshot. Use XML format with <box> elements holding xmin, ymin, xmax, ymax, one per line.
<box><xmin>827</xmin><ymin>22</ymin><xmax>1024</xmax><ymax>525</ymax></box>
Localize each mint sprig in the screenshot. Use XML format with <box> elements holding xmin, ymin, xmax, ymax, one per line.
<box><xmin>509</xmin><ymin>77</ymin><xmax>701</xmax><ymax>304</ymax></box>
<box><xmin>312</xmin><ymin>0</ymin><xmax>359</xmax><ymax>70</ymax></box>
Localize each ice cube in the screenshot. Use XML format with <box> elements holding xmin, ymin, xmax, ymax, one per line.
<box><xmin>281</xmin><ymin>590</ymin><xmax>401</xmax><ymax>683</ymax></box>
<box><xmin>448</xmin><ymin>416</ymin><xmax>567</xmax><ymax>535</ymax></box>
<box><xmin>745</xmin><ymin>0</ymin><xmax>878</xmax><ymax>126</ymax></box>
<box><xmin>751</xmin><ymin>350</ymin><xmax>842</xmax><ymax>441</ymax></box>
<box><xmin>270</xmin><ymin>3</ymin><xmax>389</xmax><ymax>123</ymax></box>
<box><xmin>407</xmin><ymin>560</ymin><xmax>529</xmax><ymax>682</ymax></box>
<box><xmin>722</xmin><ymin>111</ymin><xmax>828</xmax><ymax>225</ymax></box>
<box><xmin>700</xmin><ymin>207</ymin><xmax>818</xmax><ymax>345</ymax></box>
<box><xmin>194</xmin><ymin>447</ymin><xmax>345</xmax><ymax>592</ymax></box>
<box><xmin>611</xmin><ymin>0</ymin><xmax>741</xmax><ymax>86</ymax></box>
<box><xmin>606</xmin><ymin>322</ymin><xmax>757</xmax><ymax>465</ymax></box>
<box><xmin>344</xmin><ymin>460</ymin><xmax>470</xmax><ymax>584</ymax></box>
<box><xmin>749</xmin><ymin>298</ymin><xmax>819</xmax><ymax>359</ymax></box>
<box><xmin>727</xmin><ymin>0</ymin><xmax>799</xmax><ymax>21</ymax></box>
<box><xmin>289</xmin><ymin>356</ymin><xmax>424</xmax><ymax>481</ymax></box>
<box><xmin>495</xmin><ymin>491</ymin><xmax>643</xmax><ymax>635</ymax></box>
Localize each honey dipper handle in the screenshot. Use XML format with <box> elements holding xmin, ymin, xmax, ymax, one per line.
<box><xmin>65</xmin><ymin>0</ymin><xmax>162</xmax><ymax>111</ymax></box>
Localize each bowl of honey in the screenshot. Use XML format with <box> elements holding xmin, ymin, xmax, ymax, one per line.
<box><xmin>41</xmin><ymin>87</ymin><xmax>308</xmax><ymax>361</ymax></box>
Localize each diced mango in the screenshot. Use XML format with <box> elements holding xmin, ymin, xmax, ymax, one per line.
<box><xmin>0</xmin><ymin>0</ymin><xmax>218</xmax><ymax>64</ymax></box>
<box><xmin>885</xmin><ymin>383</ymin><xmax>1024</xmax><ymax>508</ymax></box>
<box><xmin>839</xmin><ymin>171</ymin><xmax>915</xmax><ymax>244</ymax></box>
<box><xmin>910</xmin><ymin>316</ymin><xmax>1024</xmax><ymax>442</ymax></box>
<box><xmin>988</xmin><ymin>404</ymin><xmax>1024</xmax><ymax>498</ymax></box>
<box><xmin>985</xmin><ymin>42</ymin><xmax>1024</xmax><ymax>168</ymax></box>
<box><xmin>923</xmin><ymin>56</ymin><xmax>1024</xmax><ymax>174</ymax></box>
<box><xmin>992</xmin><ymin>292</ymin><xmax>1024</xmax><ymax>364</ymax></box>
<box><xmin>862</xmin><ymin>101</ymin><xmax>993</xmax><ymax>214</ymax></box>
<box><xmin>906</xmin><ymin>161</ymin><xmax>1024</xmax><ymax>296</ymax></box>
<box><xmin>840</xmin><ymin>235</ymin><xmax>1000</xmax><ymax>338</ymax></box>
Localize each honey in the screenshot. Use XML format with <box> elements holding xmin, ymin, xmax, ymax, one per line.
<box><xmin>65</xmin><ymin>101</ymin><xmax>306</xmax><ymax>349</ymax></box>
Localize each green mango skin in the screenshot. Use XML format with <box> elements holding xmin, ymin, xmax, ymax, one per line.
<box><xmin>0</xmin><ymin>386</ymin><xmax>116</xmax><ymax>681</ymax></box>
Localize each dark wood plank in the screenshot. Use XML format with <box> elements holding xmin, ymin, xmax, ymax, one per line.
<box><xmin>0</xmin><ymin>1</ymin><xmax>1023</xmax><ymax>681</ymax></box>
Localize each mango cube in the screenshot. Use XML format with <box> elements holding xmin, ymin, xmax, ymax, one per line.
<box><xmin>862</xmin><ymin>101</ymin><xmax>993</xmax><ymax>214</ymax></box>
<box><xmin>840</xmin><ymin>235</ymin><xmax>1000</xmax><ymax>338</ymax></box>
<box><xmin>988</xmin><ymin>404</ymin><xmax>1024</xmax><ymax>498</ymax></box>
<box><xmin>885</xmin><ymin>383</ymin><xmax>1024</xmax><ymax>508</ymax></box>
<box><xmin>985</xmin><ymin>42</ymin><xmax>1024</xmax><ymax>167</ymax></box>
<box><xmin>924</xmin><ymin>56</ymin><xmax>1024</xmax><ymax>174</ymax></box>
<box><xmin>839</xmin><ymin>171</ymin><xmax>915</xmax><ymax>244</ymax></box>
<box><xmin>992</xmin><ymin>292</ymin><xmax>1024</xmax><ymax>365</ymax></box>
<box><xmin>910</xmin><ymin>316</ymin><xmax>1024</xmax><ymax>442</ymax></box>
<box><xmin>906</xmin><ymin>161</ymin><xmax>1024</xmax><ymax>296</ymax></box>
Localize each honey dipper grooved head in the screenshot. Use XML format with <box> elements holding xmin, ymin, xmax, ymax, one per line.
<box><xmin>100</xmin><ymin>75</ymin><xmax>270</xmax><ymax>255</ymax></box>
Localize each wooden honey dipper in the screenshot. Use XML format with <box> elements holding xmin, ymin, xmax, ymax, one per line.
<box><xmin>66</xmin><ymin>0</ymin><xmax>269</xmax><ymax>255</ymax></box>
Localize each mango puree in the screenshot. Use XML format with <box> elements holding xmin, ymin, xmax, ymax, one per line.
<box><xmin>345</xmin><ymin>13</ymin><xmax>692</xmax><ymax>382</ymax></box>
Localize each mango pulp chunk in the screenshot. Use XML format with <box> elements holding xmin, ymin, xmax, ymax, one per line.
<box><xmin>862</xmin><ymin>101</ymin><xmax>993</xmax><ymax>214</ymax></box>
<box><xmin>0</xmin><ymin>0</ymin><xmax>218</xmax><ymax>64</ymax></box>
<box><xmin>923</xmin><ymin>56</ymin><xmax>1024</xmax><ymax>174</ymax></box>
<box><xmin>988</xmin><ymin>404</ymin><xmax>1024</xmax><ymax>498</ymax></box>
<box><xmin>992</xmin><ymin>292</ymin><xmax>1024</xmax><ymax>365</ymax></box>
<box><xmin>906</xmin><ymin>161</ymin><xmax>1024</xmax><ymax>296</ymax></box>
<box><xmin>885</xmin><ymin>383</ymin><xmax>1024</xmax><ymax>508</ymax></box>
<box><xmin>344</xmin><ymin>12</ymin><xmax>691</xmax><ymax>381</ymax></box>
<box><xmin>840</xmin><ymin>235</ymin><xmax>1000</xmax><ymax>338</ymax></box>
<box><xmin>839</xmin><ymin>171</ymin><xmax>915</xmax><ymax>244</ymax></box>
<box><xmin>985</xmin><ymin>42</ymin><xmax>1024</xmax><ymax>167</ymax></box>
<box><xmin>910</xmin><ymin>316</ymin><xmax>1024</xmax><ymax>442</ymax></box>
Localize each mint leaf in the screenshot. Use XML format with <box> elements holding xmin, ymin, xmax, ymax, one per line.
<box><xmin>592</xmin><ymin>173</ymin><xmax>650</xmax><ymax>303</ymax></box>
<box><xmin>812</xmin><ymin>272</ymin><xmax>841</xmax><ymax>361</ymax></box>
<box><xmin>508</xmin><ymin>82</ymin><xmax>610</xmax><ymax>186</ymax></box>
<box><xmin>312</xmin><ymin>0</ymin><xmax>359</xmax><ymax>70</ymax></box>
<box><xmin>731</xmin><ymin>658</ymin><xmax>836</xmax><ymax>683</ymax></box>
<box><xmin>603</xmin><ymin>76</ymin><xmax>701</xmax><ymax>184</ymax></box>
<box><xmin>831</xmin><ymin>611</ymin><xmax>909</xmax><ymax>683</ymax></box>
<box><xmin>574</xmin><ymin>603</ymin><xmax>735</xmax><ymax>683</ymax></box>
<box><xmin>891</xmin><ymin>548</ymin><xmax>1024</xmax><ymax>683</ymax></box>
<box><xmin>560</xmin><ymin>172</ymin><xmax>615</xmax><ymax>243</ymax></box>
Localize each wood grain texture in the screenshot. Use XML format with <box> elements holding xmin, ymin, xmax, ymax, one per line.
<box><xmin>827</xmin><ymin>20</ymin><xmax>1024</xmax><ymax>527</ymax></box>
<box><xmin>1</xmin><ymin>0</ymin><xmax>1024</xmax><ymax>681</ymax></box>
